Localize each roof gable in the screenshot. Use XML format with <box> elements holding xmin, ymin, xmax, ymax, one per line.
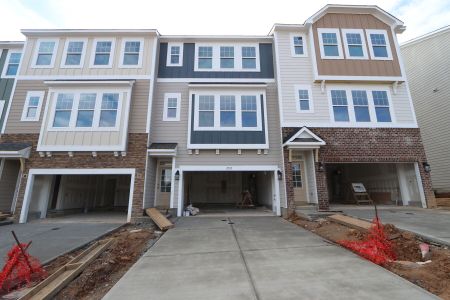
<box><xmin>283</xmin><ymin>127</ymin><xmax>325</xmax><ymax>149</ymax></box>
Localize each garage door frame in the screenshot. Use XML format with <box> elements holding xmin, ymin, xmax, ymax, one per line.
<box><xmin>20</xmin><ymin>168</ymin><xmax>136</xmax><ymax>223</ymax></box>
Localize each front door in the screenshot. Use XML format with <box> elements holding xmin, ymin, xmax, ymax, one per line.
<box><xmin>156</xmin><ymin>161</ymin><xmax>172</xmax><ymax>208</ymax></box>
<box><xmin>292</xmin><ymin>161</ymin><xmax>307</xmax><ymax>205</ymax></box>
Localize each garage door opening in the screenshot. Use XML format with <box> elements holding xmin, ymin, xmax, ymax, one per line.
<box><xmin>326</xmin><ymin>163</ymin><xmax>424</xmax><ymax>207</ymax></box>
<box><xmin>23</xmin><ymin>173</ymin><xmax>132</xmax><ymax>223</ymax></box>
<box><xmin>182</xmin><ymin>171</ymin><xmax>275</xmax><ymax>216</ymax></box>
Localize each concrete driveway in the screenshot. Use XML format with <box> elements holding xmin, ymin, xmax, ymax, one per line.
<box><xmin>334</xmin><ymin>206</ymin><xmax>450</xmax><ymax>246</ymax></box>
<box><xmin>0</xmin><ymin>216</ymin><xmax>123</xmax><ymax>264</ymax></box>
<box><xmin>103</xmin><ymin>216</ymin><xmax>436</xmax><ymax>300</ymax></box>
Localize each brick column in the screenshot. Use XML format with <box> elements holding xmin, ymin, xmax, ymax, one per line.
<box><xmin>315</xmin><ymin>162</ymin><xmax>329</xmax><ymax>210</ymax></box>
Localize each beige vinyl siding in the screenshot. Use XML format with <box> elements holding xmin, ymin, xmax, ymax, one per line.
<box><xmin>402</xmin><ymin>29</ymin><xmax>450</xmax><ymax>191</ymax></box>
<box><xmin>312</xmin><ymin>13</ymin><xmax>402</xmax><ymax>77</ymax></box>
<box><xmin>128</xmin><ymin>80</ymin><xmax>150</xmax><ymax>133</ymax></box>
<box><xmin>0</xmin><ymin>159</ymin><xmax>20</xmax><ymax>213</ymax></box>
<box><xmin>150</xmin><ymin>82</ymin><xmax>286</xmax><ymax>208</ymax></box>
<box><xmin>20</xmin><ymin>35</ymin><xmax>155</xmax><ymax>77</ymax></box>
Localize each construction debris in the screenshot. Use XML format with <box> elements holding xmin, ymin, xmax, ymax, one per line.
<box><xmin>145</xmin><ymin>208</ymin><xmax>174</xmax><ymax>231</ymax></box>
<box><xmin>328</xmin><ymin>214</ymin><xmax>372</xmax><ymax>232</ymax></box>
<box><xmin>184</xmin><ymin>204</ymin><xmax>199</xmax><ymax>216</ymax></box>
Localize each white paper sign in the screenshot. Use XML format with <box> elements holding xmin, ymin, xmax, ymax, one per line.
<box><xmin>352</xmin><ymin>183</ymin><xmax>367</xmax><ymax>193</ymax></box>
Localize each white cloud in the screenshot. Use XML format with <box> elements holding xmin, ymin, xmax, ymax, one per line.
<box><xmin>0</xmin><ymin>0</ymin><xmax>448</xmax><ymax>42</ymax></box>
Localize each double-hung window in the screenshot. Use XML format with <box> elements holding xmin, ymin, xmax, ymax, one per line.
<box><xmin>121</xmin><ymin>40</ymin><xmax>142</xmax><ymax>67</ymax></box>
<box><xmin>242</xmin><ymin>46</ymin><xmax>256</xmax><ymax>69</ymax></box>
<box><xmin>372</xmin><ymin>91</ymin><xmax>392</xmax><ymax>122</ymax></box>
<box><xmin>53</xmin><ymin>93</ymin><xmax>74</xmax><ymax>127</ymax></box>
<box><xmin>2</xmin><ymin>52</ymin><xmax>21</xmax><ymax>77</ymax></box>
<box><xmin>220</xmin><ymin>96</ymin><xmax>236</xmax><ymax>127</ymax></box>
<box><xmin>291</xmin><ymin>35</ymin><xmax>306</xmax><ymax>56</ymax></box>
<box><xmin>34</xmin><ymin>40</ymin><xmax>58</xmax><ymax>67</ymax></box>
<box><xmin>21</xmin><ymin>91</ymin><xmax>45</xmax><ymax>121</ymax></box>
<box><xmin>352</xmin><ymin>90</ymin><xmax>370</xmax><ymax>122</ymax></box>
<box><xmin>62</xmin><ymin>40</ymin><xmax>85</xmax><ymax>67</ymax></box>
<box><xmin>220</xmin><ymin>46</ymin><xmax>234</xmax><ymax>69</ymax></box>
<box><xmin>366</xmin><ymin>30</ymin><xmax>392</xmax><ymax>60</ymax></box>
<box><xmin>295</xmin><ymin>86</ymin><xmax>313</xmax><ymax>112</ymax></box>
<box><xmin>241</xmin><ymin>96</ymin><xmax>257</xmax><ymax>127</ymax></box>
<box><xmin>92</xmin><ymin>40</ymin><xmax>114</xmax><ymax>67</ymax></box>
<box><xmin>198</xmin><ymin>95</ymin><xmax>215</xmax><ymax>127</ymax></box>
<box><xmin>99</xmin><ymin>93</ymin><xmax>119</xmax><ymax>127</ymax></box>
<box><xmin>166</xmin><ymin>43</ymin><xmax>183</xmax><ymax>66</ymax></box>
<box><xmin>198</xmin><ymin>46</ymin><xmax>213</xmax><ymax>69</ymax></box>
<box><xmin>342</xmin><ymin>29</ymin><xmax>368</xmax><ymax>59</ymax></box>
<box><xmin>318</xmin><ymin>29</ymin><xmax>343</xmax><ymax>59</ymax></box>
<box><xmin>331</xmin><ymin>90</ymin><xmax>349</xmax><ymax>122</ymax></box>
<box><xmin>76</xmin><ymin>93</ymin><xmax>96</xmax><ymax>127</ymax></box>
<box><xmin>163</xmin><ymin>93</ymin><xmax>180</xmax><ymax>121</ymax></box>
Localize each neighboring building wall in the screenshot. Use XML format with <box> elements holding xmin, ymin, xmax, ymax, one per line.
<box><xmin>0</xmin><ymin>48</ymin><xmax>21</xmax><ymax>131</ymax></box>
<box><xmin>0</xmin><ymin>159</ymin><xmax>20</xmax><ymax>212</ymax></box>
<box><xmin>402</xmin><ymin>28</ymin><xmax>450</xmax><ymax>192</ymax></box>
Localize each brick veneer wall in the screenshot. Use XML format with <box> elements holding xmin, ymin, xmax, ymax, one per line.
<box><xmin>0</xmin><ymin>133</ymin><xmax>148</xmax><ymax>222</ymax></box>
<box><xmin>282</xmin><ymin>128</ymin><xmax>435</xmax><ymax>211</ymax></box>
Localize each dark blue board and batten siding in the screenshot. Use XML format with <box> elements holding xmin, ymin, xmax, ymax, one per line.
<box><xmin>158</xmin><ymin>43</ymin><xmax>274</xmax><ymax>79</ymax></box>
<box><xmin>190</xmin><ymin>94</ymin><xmax>266</xmax><ymax>145</ymax></box>
<box><xmin>0</xmin><ymin>49</ymin><xmax>15</xmax><ymax>129</ymax></box>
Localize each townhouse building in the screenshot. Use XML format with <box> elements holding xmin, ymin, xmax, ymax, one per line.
<box><xmin>0</xmin><ymin>4</ymin><xmax>436</xmax><ymax>224</ymax></box>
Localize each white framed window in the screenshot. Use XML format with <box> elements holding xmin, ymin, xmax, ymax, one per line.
<box><xmin>119</xmin><ymin>39</ymin><xmax>143</xmax><ymax>68</ymax></box>
<box><xmin>21</xmin><ymin>91</ymin><xmax>45</xmax><ymax>121</ymax></box>
<box><xmin>366</xmin><ymin>29</ymin><xmax>393</xmax><ymax>60</ymax></box>
<box><xmin>317</xmin><ymin>28</ymin><xmax>343</xmax><ymax>59</ymax></box>
<box><xmin>193</xmin><ymin>92</ymin><xmax>262</xmax><ymax>131</ymax></box>
<box><xmin>163</xmin><ymin>93</ymin><xmax>181</xmax><ymax>121</ymax></box>
<box><xmin>60</xmin><ymin>39</ymin><xmax>87</xmax><ymax>68</ymax></box>
<box><xmin>0</xmin><ymin>100</ymin><xmax>5</xmax><ymax>119</ymax></box>
<box><xmin>290</xmin><ymin>34</ymin><xmax>307</xmax><ymax>57</ymax></box>
<box><xmin>328</xmin><ymin>87</ymin><xmax>394</xmax><ymax>124</ymax></box>
<box><xmin>194</xmin><ymin>44</ymin><xmax>260</xmax><ymax>71</ymax></box>
<box><xmin>90</xmin><ymin>39</ymin><xmax>115</xmax><ymax>68</ymax></box>
<box><xmin>32</xmin><ymin>39</ymin><xmax>59</xmax><ymax>68</ymax></box>
<box><xmin>292</xmin><ymin>163</ymin><xmax>303</xmax><ymax>188</ymax></box>
<box><xmin>294</xmin><ymin>85</ymin><xmax>313</xmax><ymax>113</ymax></box>
<box><xmin>166</xmin><ymin>43</ymin><xmax>183</xmax><ymax>67</ymax></box>
<box><xmin>48</xmin><ymin>90</ymin><xmax>123</xmax><ymax>131</ymax></box>
<box><xmin>2</xmin><ymin>51</ymin><xmax>21</xmax><ymax>78</ymax></box>
<box><xmin>342</xmin><ymin>29</ymin><xmax>368</xmax><ymax>60</ymax></box>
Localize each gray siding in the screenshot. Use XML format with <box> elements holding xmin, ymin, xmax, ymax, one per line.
<box><xmin>402</xmin><ymin>29</ymin><xmax>450</xmax><ymax>191</ymax></box>
<box><xmin>158</xmin><ymin>43</ymin><xmax>274</xmax><ymax>79</ymax></box>
<box><xmin>0</xmin><ymin>49</ymin><xmax>16</xmax><ymax>130</ymax></box>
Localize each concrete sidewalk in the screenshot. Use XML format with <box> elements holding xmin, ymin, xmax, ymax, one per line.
<box><xmin>103</xmin><ymin>216</ymin><xmax>437</xmax><ymax>300</ymax></box>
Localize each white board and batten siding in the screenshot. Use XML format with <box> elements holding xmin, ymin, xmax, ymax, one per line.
<box><xmin>402</xmin><ymin>28</ymin><xmax>450</xmax><ymax>191</ymax></box>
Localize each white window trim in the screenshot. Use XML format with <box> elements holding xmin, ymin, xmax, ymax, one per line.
<box><xmin>20</xmin><ymin>91</ymin><xmax>45</xmax><ymax>121</ymax></box>
<box><xmin>60</xmin><ymin>38</ymin><xmax>87</xmax><ymax>69</ymax></box>
<box><xmin>341</xmin><ymin>29</ymin><xmax>369</xmax><ymax>60</ymax></box>
<box><xmin>365</xmin><ymin>29</ymin><xmax>393</xmax><ymax>61</ymax></box>
<box><xmin>1</xmin><ymin>50</ymin><xmax>22</xmax><ymax>78</ymax></box>
<box><xmin>294</xmin><ymin>85</ymin><xmax>314</xmax><ymax>113</ymax></box>
<box><xmin>193</xmin><ymin>91</ymin><xmax>263</xmax><ymax>131</ymax></box>
<box><xmin>89</xmin><ymin>38</ymin><xmax>116</xmax><ymax>68</ymax></box>
<box><xmin>166</xmin><ymin>43</ymin><xmax>183</xmax><ymax>67</ymax></box>
<box><xmin>194</xmin><ymin>43</ymin><xmax>260</xmax><ymax>72</ymax></box>
<box><xmin>327</xmin><ymin>85</ymin><xmax>396</xmax><ymax>125</ymax></box>
<box><xmin>47</xmin><ymin>88</ymin><xmax>125</xmax><ymax>131</ymax></box>
<box><xmin>31</xmin><ymin>39</ymin><xmax>59</xmax><ymax>68</ymax></box>
<box><xmin>0</xmin><ymin>100</ymin><xmax>5</xmax><ymax>119</ymax></box>
<box><xmin>317</xmin><ymin>28</ymin><xmax>344</xmax><ymax>60</ymax></box>
<box><xmin>290</xmin><ymin>33</ymin><xmax>308</xmax><ymax>57</ymax></box>
<box><xmin>163</xmin><ymin>93</ymin><xmax>181</xmax><ymax>121</ymax></box>
<box><xmin>119</xmin><ymin>38</ymin><xmax>144</xmax><ymax>68</ymax></box>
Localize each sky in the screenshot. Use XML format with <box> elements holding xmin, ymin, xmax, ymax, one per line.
<box><xmin>0</xmin><ymin>0</ymin><xmax>449</xmax><ymax>43</ymax></box>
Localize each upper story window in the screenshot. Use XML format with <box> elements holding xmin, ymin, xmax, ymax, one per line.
<box><xmin>317</xmin><ymin>28</ymin><xmax>343</xmax><ymax>59</ymax></box>
<box><xmin>242</xmin><ymin>47</ymin><xmax>256</xmax><ymax>69</ymax></box>
<box><xmin>372</xmin><ymin>91</ymin><xmax>392</xmax><ymax>122</ymax></box>
<box><xmin>195</xmin><ymin>44</ymin><xmax>260</xmax><ymax>71</ymax></box>
<box><xmin>366</xmin><ymin>30</ymin><xmax>392</xmax><ymax>60</ymax></box>
<box><xmin>194</xmin><ymin>92</ymin><xmax>262</xmax><ymax>131</ymax></box>
<box><xmin>198</xmin><ymin>46</ymin><xmax>213</xmax><ymax>69</ymax></box>
<box><xmin>220</xmin><ymin>47</ymin><xmax>234</xmax><ymax>69</ymax></box>
<box><xmin>61</xmin><ymin>39</ymin><xmax>86</xmax><ymax>68</ymax></box>
<box><xmin>291</xmin><ymin>34</ymin><xmax>307</xmax><ymax>57</ymax></box>
<box><xmin>352</xmin><ymin>90</ymin><xmax>370</xmax><ymax>122</ymax></box>
<box><xmin>166</xmin><ymin>43</ymin><xmax>183</xmax><ymax>67</ymax></box>
<box><xmin>342</xmin><ymin>29</ymin><xmax>368</xmax><ymax>59</ymax></box>
<box><xmin>2</xmin><ymin>51</ymin><xmax>21</xmax><ymax>77</ymax></box>
<box><xmin>21</xmin><ymin>91</ymin><xmax>45</xmax><ymax>121</ymax></box>
<box><xmin>49</xmin><ymin>91</ymin><xmax>122</xmax><ymax>130</ymax></box>
<box><xmin>331</xmin><ymin>90</ymin><xmax>349</xmax><ymax>122</ymax></box>
<box><xmin>295</xmin><ymin>85</ymin><xmax>313</xmax><ymax>113</ymax></box>
<box><xmin>33</xmin><ymin>40</ymin><xmax>58</xmax><ymax>68</ymax></box>
<box><xmin>163</xmin><ymin>93</ymin><xmax>181</xmax><ymax>121</ymax></box>
<box><xmin>91</xmin><ymin>39</ymin><xmax>115</xmax><ymax>68</ymax></box>
<box><xmin>120</xmin><ymin>39</ymin><xmax>143</xmax><ymax>68</ymax></box>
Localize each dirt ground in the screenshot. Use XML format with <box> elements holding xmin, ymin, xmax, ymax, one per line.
<box><xmin>288</xmin><ymin>214</ymin><xmax>450</xmax><ymax>300</ymax></box>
